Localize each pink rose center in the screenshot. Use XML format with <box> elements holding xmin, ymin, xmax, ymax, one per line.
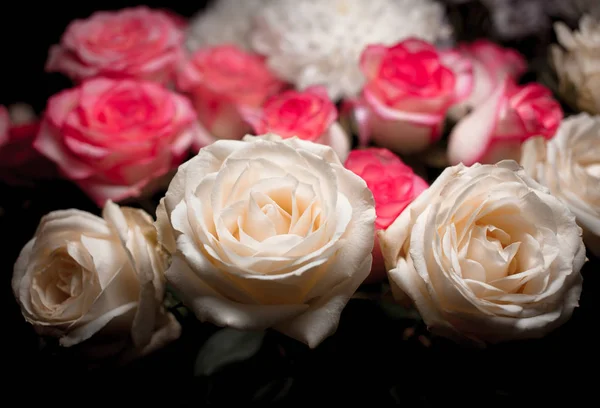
<box><xmin>379</xmin><ymin>49</ymin><xmax>455</xmax><ymax>99</ymax></box>
<box><xmin>261</xmin><ymin>95</ymin><xmax>329</xmax><ymax>141</ymax></box>
<box><xmin>346</xmin><ymin>148</ymin><xmax>426</xmax><ymax>230</ymax></box>
<box><xmin>94</xmin><ymin>90</ymin><xmax>156</xmax><ymax>135</ymax></box>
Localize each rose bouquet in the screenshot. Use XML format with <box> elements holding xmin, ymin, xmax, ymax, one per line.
<box><xmin>3</xmin><ymin>1</ymin><xmax>599</xmax><ymax>405</ymax></box>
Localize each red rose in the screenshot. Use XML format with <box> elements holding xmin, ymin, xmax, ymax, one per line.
<box><xmin>243</xmin><ymin>86</ymin><xmax>350</xmax><ymax>160</ymax></box>
<box><xmin>34</xmin><ymin>78</ymin><xmax>201</xmax><ymax>206</ymax></box>
<box><xmin>448</xmin><ymin>78</ymin><xmax>563</xmax><ymax>166</ymax></box>
<box><xmin>352</xmin><ymin>38</ymin><xmax>473</xmax><ymax>153</ymax></box>
<box><xmin>0</xmin><ymin>105</ymin><xmax>57</xmax><ymax>186</ymax></box>
<box><xmin>449</xmin><ymin>40</ymin><xmax>527</xmax><ymax>120</ymax></box>
<box><xmin>345</xmin><ymin>148</ymin><xmax>428</xmax><ymax>282</ymax></box>
<box><xmin>46</xmin><ymin>7</ymin><xmax>185</xmax><ymax>84</ymax></box>
<box><xmin>177</xmin><ymin>45</ymin><xmax>287</xmax><ymax>146</ymax></box>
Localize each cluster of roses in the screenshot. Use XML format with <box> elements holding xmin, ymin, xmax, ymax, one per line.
<box><xmin>7</xmin><ymin>7</ymin><xmax>600</xmax><ymax>359</ymax></box>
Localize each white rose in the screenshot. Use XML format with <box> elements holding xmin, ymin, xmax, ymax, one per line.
<box><xmin>12</xmin><ymin>201</ymin><xmax>181</xmax><ymax>360</ymax></box>
<box><xmin>156</xmin><ymin>134</ymin><xmax>376</xmax><ymax>348</ymax></box>
<box><xmin>521</xmin><ymin>113</ymin><xmax>600</xmax><ymax>256</ymax></box>
<box><xmin>552</xmin><ymin>15</ymin><xmax>600</xmax><ymax>114</ymax></box>
<box><xmin>379</xmin><ymin>161</ymin><xmax>586</xmax><ymax>345</ymax></box>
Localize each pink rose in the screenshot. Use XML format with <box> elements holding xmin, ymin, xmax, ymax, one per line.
<box><xmin>448</xmin><ymin>78</ymin><xmax>563</xmax><ymax>166</ymax></box>
<box><xmin>177</xmin><ymin>45</ymin><xmax>287</xmax><ymax>147</ymax></box>
<box><xmin>0</xmin><ymin>105</ymin><xmax>57</xmax><ymax>186</ymax></box>
<box><xmin>242</xmin><ymin>86</ymin><xmax>351</xmax><ymax>161</ymax></box>
<box><xmin>46</xmin><ymin>7</ymin><xmax>185</xmax><ymax>84</ymax></box>
<box><xmin>449</xmin><ymin>40</ymin><xmax>527</xmax><ymax>120</ymax></box>
<box><xmin>34</xmin><ymin>77</ymin><xmax>200</xmax><ymax>206</ymax></box>
<box><xmin>353</xmin><ymin>38</ymin><xmax>473</xmax><ymax>154</ymax></box>
<box><xmin>344</xmin><ymin>148</ymin><xmax>428</xmax><ymax>283</ymax></box>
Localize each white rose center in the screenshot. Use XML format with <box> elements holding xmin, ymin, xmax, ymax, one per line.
<box><xmin>435</xmin><ymin>184</ymin><xmax>559</xmax><ymax>299</ymax></box>
<box><xmin>182</xmin><ymin>148</ymin><xmax>352</xmax><ymax>279</ymax></box>
<box><xmin>30</xmin><ymin>247</ymin><xmax>99</xmax><ymax>320</ymax></box>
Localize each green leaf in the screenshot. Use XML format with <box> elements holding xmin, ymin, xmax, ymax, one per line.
<box><xmin>194</xmin><ymin>328</ymin><xmax>266</xmax><ymax>377</ymax></box>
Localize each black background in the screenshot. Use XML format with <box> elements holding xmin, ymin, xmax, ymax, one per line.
<box><xmin>2</xmin><ymin>1</ymin><xmax>598</xmax><ymax>406</ymax></box>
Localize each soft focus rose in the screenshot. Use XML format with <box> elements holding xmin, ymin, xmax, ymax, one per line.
<box><xmin>12</xmin><ymin>201</ymin><xmax>181</xmax><ymax>360</ymax></box>
<box><xmin>46</xmin><ymin>7</ymin><xmax>185</xmax><ymax>84</ymax></box>
<box><xmin>177</xmin><ymin>45</ymin><xmax>287</xmax><ymax>147</ymax></box>
<box><xmin>522</xmin><ymin>113</ymin><xmax>600</xmax><ymax>256</ymax></box>
<box><xmin>34</xmin><ymin>77</ymin><xmax>201</xmax><ymax>207</ymax></box>
<box><xmin>448</xmin><ymin>79</ymin><xmax>563</xmax><ymax>166</ymax></box>
<box><xmin>449</xmin><ymin>40</ymin><xmax>527</xmax><ymax>120</ymax></box>
<box><xmin>156</xmin><ymin>134</ymin><xmax>376</xmax><ymax>348</ymax></box>
<box><xmin>242</xmin><ymin>86</ymin><xmax>350</xmax><ymax>161</ymax></box>
<box><xmin>352</xmin><ymin>38</ymin><xmax>473</xmax><ymax>153</ymax></box>
<box><xmin>345</xmin><ymin>148</ymin><xmax>428</xmax><ymax>283</ymax></box>
<box><xmin>552</xmin><ymin>15</ymin><xmax>600</xmax><ymax>114</ymax></box>
<box><xmin>379</xmin><ymin>161</ymin><xmax>586</xmax><ymax>345</ymax></box>
<box><xmin>0</xmin><ymin>104</ymin><xmax>57</xmax><ymax>186</ymax></box>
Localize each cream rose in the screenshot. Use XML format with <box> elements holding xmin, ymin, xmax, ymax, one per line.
<box><xmin>12</xmin><ymin>201</ymin><xmax>181</xmax><ymax>360</ymax></box>
<box><xmin>551</xmin><ymin>15</ymin><xmax>600</xmax><ymax>114</ymax></box>
<box><xmin>521</xmin><ymin>113</ymin><xmax>600</xmax><ymax>256</ymax></box>
<box><xmin>379</xmin><ymin>161</ymin><xmax>586</xmax><ymax>345</ymax></box>
<box><xmin>156</xmin><ymin>134</ymin><xmax>376</xmax><ymax>348</ymax></box>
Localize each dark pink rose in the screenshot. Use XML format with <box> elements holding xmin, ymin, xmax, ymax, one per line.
<box><xmin>352</xmin><ymin>38</ymin><xmax>473</xmax><ymax>153</ymax></box>
<box><xmin>345</xmin><ymin>148</ymin><xmax>428</xmax><ymax>282</ymax></box>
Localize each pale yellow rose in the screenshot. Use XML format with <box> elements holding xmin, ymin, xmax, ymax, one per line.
<box><xmin>12</xmin><ymin>201</ymin><xmax>181</xmax><ymax>359</ymax></box>
<box><xmin>522</xmin><ymin>113</ymin><xmax>600</xmax><ymax>256</ymax></box>
<box><xmin>156</xmin><ymin>134</ymin><xmax>376</xmax><ymax>348</ymax></box>
<box><xmin>552</xmin><ymin>15</ymin><xmax>600</xmax><ymax>114</ymax></box>
<box><xmin>379</xmin><ymin>161</ymin><xmax>586</xmax><ymax>345</ymax></box>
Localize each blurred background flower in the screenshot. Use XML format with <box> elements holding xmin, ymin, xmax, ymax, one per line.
<box><xmin>552</xmin><ymin>15</ymin><xmax>600</xmax><ymax>115</ymax></box>
<box><xmin>251</xmin><ymin>0</ymin><xmax>453</xmax><ymax>100</ymax></box>
<box><xmin>185</xmin><ymin>0</ymin><xmax>269</xmax><ymax>52</ymax></box>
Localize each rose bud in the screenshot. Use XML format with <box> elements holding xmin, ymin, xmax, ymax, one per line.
<box><xmin>352</xmin><ymin>38</ymin><xmax>473</xmax><ymax>153</ymax></box>
<box><xmin>522</xmin><ymin>113</ymin><xmax>600</xmax><ymax>256</ymax></box>
<box><xmin>448</xmin><ymin>78</ymin><xmax>563</xmax><ymax>166</ymax></box>
<box><xmin>379</xmin><ymin>161</ymin><xmax>586</xmax><ymax>345</ymax></box>
<box><xmin>0</xmin><ymin>105</ymin><xmax>57</xmax><ymax>186</ymax></box>
<box><xmin>177</xmin><ymin>45</ymin><xmax>288</xmax><ymax>147</ymax></box>
<box><xmin>34</xmin><ymin>77</ymin><xmax>202</xmax><ymax>207</ymax></box>
<box><xmin>156</xmin><ymin>134</ymin><xmax>376</xmax><ymax>348</ymax></box>
<box><xmin>242</xmin><ymin>86</ymin><xmax>351</xmax><ymax>161</ymax></box>
<box><xmin>12</xmin><ymin>201</ymin><xmax>181</xmax><ymax>361</ymax></box>
<box><xmin>448</xmin><ymin>40</ymin><xmax>527</xmax><ymax>120</ymax></box>
<box><xmin>46</xmin><ymin>6</ymin><xmax>186</xmax><ymax>84</ymax></box>
<box><xmin>344</xmin><ymin>148</ymin><xmax>428</xmax><ymax>283</ymax></box>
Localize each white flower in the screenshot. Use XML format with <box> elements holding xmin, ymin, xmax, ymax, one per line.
<box><xmin>12</xmin><ymin>201</ymin><xmax>181</xmax><ymax>360</ymax></box>
<box><xmin>552</xmin><ymin>15</ymin><xmax>600</xmax><ymax>114</ymax></box>
<box><xmin>522</xmin><ymin>113</ymin><xmax>600</xmax><ymax>256</ymax></box>
<box><xmin>251</xmin><ymin>0</ymin><xmax>453</xmax><ymax>100</ymax></box>
<box><xmin>185</xmin><ymin>0</ymin><xmax>270</xmax><ymax>52</ymax></box>
<box><xmin>156</xmin><ymin>134</ymin><xmax>376</xmax><ymax>348</ymax></box>
<box><xmin>379</xmin><ymin>161</ymin><xmax>586</xmax><ymax>345</ymax></box>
